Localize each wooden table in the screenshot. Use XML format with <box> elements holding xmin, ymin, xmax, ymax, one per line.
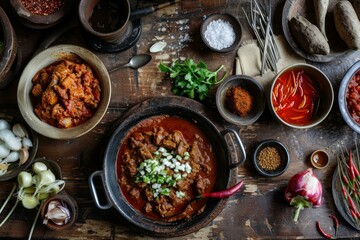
<box><xmin>0</xmin><ymin>0</ymin><xmax>360</xmax><ymax>239</ymax></box>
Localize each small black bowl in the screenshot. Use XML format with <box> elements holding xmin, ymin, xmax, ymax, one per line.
<box><xmin>253</xmin><ymin>139</ymin><xmax>290</xmax><ymax>177</ymax></box>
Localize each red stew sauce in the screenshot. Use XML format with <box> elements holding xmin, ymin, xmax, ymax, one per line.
<box><xmin>116</xmin><ymin>115</ymin><xmax>217</xmax><ymax>221</ymax></box>
<box><xmin>272</xmin><ymin>69</ymin><xmax>320</xmax><ymax>125</ymax></box>
<box><xmin>346</xmin><ymin>70</ymin><xmax>360</xmax><ymax>124</ymax></box>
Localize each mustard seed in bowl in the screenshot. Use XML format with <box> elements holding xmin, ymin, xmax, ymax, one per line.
<box><xmin>257</xmin><ymin>147</ymin><xmax>282</xmax><ymax>171</ymax></box>
<box><xmin>253</xmin><ymin>139</ymin><xmax>290</xmax><ymax>177</ymax></box>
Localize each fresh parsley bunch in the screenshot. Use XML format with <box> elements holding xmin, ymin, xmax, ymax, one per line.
<box><xmin>158</xmin><ymin>59</ymin><xmax>226</xmax><ymax>100</ymax></box>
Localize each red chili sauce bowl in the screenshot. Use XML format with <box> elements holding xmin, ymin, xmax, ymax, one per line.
<box><xmin>269</xmin><ymin>64</ymin><xmax>334</xmax><ymax>129</ymax></box>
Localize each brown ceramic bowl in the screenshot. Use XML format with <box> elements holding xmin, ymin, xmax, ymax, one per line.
<box><xmin>269</xmin><ymin>63</ymin><xmax>334</xmax><ymax>129</ymax></box>
<box><xmin>78</xmin><ymin>0</ymin><xmax>131</xmax><ymax>43</ymax></box>
<box><xmin>216</xmin><ymin>75</ymin><xmax>265</xmax><ymax>125</ymax></box>
<box><xmin>41</xmin><ymin>193</ymin><xmax>78</xmax><ymax>231</ymax></box>
<box><xmin>0</xmin><ymin>6</ymin><xmax>17</xmax><ymax>89</ymax></box>
<box><xmin>9</xmin><ymin>0</ymin><xmax>73</xmax><ymax>29</ymax></box>
<box><xmin>17</xmin><ymin>44</ymin><xmax>111</xmax><ymax>139</ymax></box>
<box><xmin>200</xmin><ymin>13</ymin><xmax>242</xmax><ymax>53</ymax></box>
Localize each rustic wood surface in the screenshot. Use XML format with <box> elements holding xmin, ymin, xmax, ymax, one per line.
<box><xmin>0</xmin><ymin>0</ymin><xmax>360</xmax><ymax>239</ymax></box>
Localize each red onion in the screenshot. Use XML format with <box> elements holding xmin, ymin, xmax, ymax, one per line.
<box><xmin>284</xmin><ymin>168</ymin><xmax>323</xmax><ymax>222</ymax></box>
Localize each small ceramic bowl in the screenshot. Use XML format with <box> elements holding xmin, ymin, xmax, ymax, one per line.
<box><xmin>41</xmin><ymin>193</ymin><xmax>78</xmax><ymax>231</ymax></box>
<box><xmin>200</xmin><ymin>13</ymin><xmax>242</xmax><ymax>53</ymax></box>
<box><xmin>269</xmin><ymin>63</ymin><xmax>334</xmax><ymax>129</ymax></box>
<box><xmin>9</xmin><ymin>0</ymin><xmax>73</xmax><ymax>29</ymax></box>
<box><xmin>253</xmin><ymin>139</ymin><xmax>290</xmax><ymax>177</ymax></box>
<box><xmin>0</xmin><ymin>107</ymin><xmax>39</xmax><ymax>181</ymax></box>
<box><xmin>310</xmin><ymin>150</ymin><xmax>329</xmax><ymax>169</ymax></box>
<box><xmin>338</xmin><ymin>60</ymin><xmax>360</xmax><ymax>134</ymax></box>
<box><xmin>216</xmin><ymin>75</ymin><xmax>265</xmax><ymax>125</ymax></box>
<box><xmin>0</xmin><ymin>6</ymin><xmax>18</xmax><ymax>89</ymax></box>
<box><xmin>17</xmin><ymin>44</ymin><xmax>111</xmax><ymax>139</ymax></box>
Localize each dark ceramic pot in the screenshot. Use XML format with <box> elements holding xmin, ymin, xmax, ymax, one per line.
<box><xmin>89</xmin><ymin>96</ymin><xmax>246</xmax><ymax>237</ymax></box>
<box><xmin>78</xmin><ymin>0</ymin><xmax>131</xmax><ymax>43</ymax></box>
<box><xmin>0</xmin><ymin>7</ymin><xmax>17</xmax><ymax>89</ymax></box>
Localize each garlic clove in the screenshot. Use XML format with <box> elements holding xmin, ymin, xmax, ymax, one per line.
<box><xmin>19</xmin><ymin>148</ymin><xmax>29</xmax><ymax>165</ymax></box>
<box><xmin>2</xmin><ymin>151</ymin><xmax>20</xmax><ymax>163</ymax></box>
<box><xmin>0</xmin><ymin>143</ymin><xmax>10</xmax><ymax>158</ymax></box>
<box><xmin>150</xmin><ymin>41</ymin><xmax>167</xmax><ymax>53</ymax></box>
<box><xmin>44</xmin><ymin>200</ymin><xmax>71</xmax><ymax>226</ymax></box>
<box><xmin>22</xmin><ymin>137</ymin><xmax>33</xmax><ymax>149</ymax></box>
<box><xmin>12</xmin><ymin>123</ymin><xmax>28</xmax><ymax>138</ymax></box>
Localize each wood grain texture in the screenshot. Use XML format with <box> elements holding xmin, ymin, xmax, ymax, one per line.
<box><xmin>0</xmin><ymin>0</ymin><xmax>360</xmax><ymax>239</ymax></box>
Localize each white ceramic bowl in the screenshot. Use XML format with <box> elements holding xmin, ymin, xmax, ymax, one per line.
<box><xmin>17</xmin><ymin>44</ymin><xmax>111</xmax><ymax>139</ymax></box>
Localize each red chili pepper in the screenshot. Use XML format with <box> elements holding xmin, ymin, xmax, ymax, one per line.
<box><xmin>329</xmin><ymin>215</ymin><xmax>339</xmax><ymax>236</ymax></box>
<box><xmin>200</xmin><ymin>181</ymin><xmax>244</xmax><ymax>199</ymax></box>
<box><xmin>316</xmin><ymin>221</ymin><xmax>333</xmax><ymax>239</ymax></box>
<box><xmin>350</xmin><ymin>149</ymin><xmax>360</xmax><ymax>179</ymax></box>
<box><xmin>349</xmin><ymin>149</ymin><xmax>356</xmax><ymax>181</ymax></box>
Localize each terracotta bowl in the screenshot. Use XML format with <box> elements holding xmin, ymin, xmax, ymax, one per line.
<box><xmin>200</xmin><ymin>13</ymin><xmax>242</xmax><ymax>53</ymax></box>
<box><xmin>9</xmin><ymin>0</ymin><xmax>73</xmax><ymax>29</ymax></box>
<box><xmin>78</xmin><ymin>0</ymin><xmax>131</xmax><ymax>43</ymax></box>
<box><xmin>269</xmin><ymin>63</ymin><xmax>334</xmax><ymax>129</ymax></box>
<box><xmin>0</xmin><ymin>6</ymin><xmax>17</xmax><ymax>89</ymax></box>
<box><xmin>17</xmin><ymin>44</ymin><xmax>111</xmax><ymax>140</ymax></box>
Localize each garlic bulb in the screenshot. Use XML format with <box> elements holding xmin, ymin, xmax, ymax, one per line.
<box><xmin>43</xmin><ymin>200</ymin><xmax>71</xmax><ymax>226</ymax></box>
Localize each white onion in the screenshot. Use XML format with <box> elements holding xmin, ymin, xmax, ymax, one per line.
<box><xmin>0</xmin><ymin>143</ymin><xmax>10</xmax><ymax>158</ymax></box>
<box><xmin>2</xmin><ymin>151</ymin><xmax>20</xmax><ymax>163</ymax></box>
<box><xmin>0</xmin><ymin>119</ymin><xmax>10</xmax><ymax>130</ymax></box>
<box><xmin>22</xmin><ymin>137</ymin><xmax>33</xmax><ymax>149</ymax></box>
<box><xmin>4</xmin><ymin>137</ymin><xmax>22</xmax><ymax>151</ymax></box>
<box><xmin>0</xmin><ymin>129</ymin><xmax>15</xmax><ymax>141</ymax></box>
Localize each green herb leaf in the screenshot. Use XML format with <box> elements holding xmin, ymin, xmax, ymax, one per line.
<box><xmin>158</xmin><ymin>59</ymin><xmax>226</xmax><ymax>100</ymax></box>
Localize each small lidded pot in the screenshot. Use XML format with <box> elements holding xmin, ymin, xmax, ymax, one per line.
<box><xmin>310</xmin><ymin>150</ymin><xmax>329</xmax><ymax>169</ymax></box>
<box><xmin>40</xmin><ymin>193</ymin><xmax>78</xmax><ymax>231</ymax></box>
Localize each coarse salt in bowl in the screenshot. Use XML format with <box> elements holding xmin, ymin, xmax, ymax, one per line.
<box><xmin>201</xmin><ymin>13</ymin><xmax>242</xmax><ymax>53</ymax></box>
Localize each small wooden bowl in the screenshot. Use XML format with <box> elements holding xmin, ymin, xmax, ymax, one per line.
<box><xmin>40</xmin><ymin>193</ymin><xmax>78</xmax><ymax>231</ymax></box>
<box><xmin>310</xmin><ymin>150</ymin><xmax>329</xmax><ymax>169</ymax></box>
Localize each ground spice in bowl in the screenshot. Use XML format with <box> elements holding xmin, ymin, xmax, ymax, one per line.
<box><xmin>20</xmin><ymin>0</ymin><xmax>64</xmax><ymax>15</ymax></box>
<box><xmin>226</xmin><ymin>86</ymin><xmax>254</xmax><ymax>117</ymax></box>
<box><xmin>257</xmin><ymin>146</ymin><xmax>282</xmax><ymax>171</ymax></box>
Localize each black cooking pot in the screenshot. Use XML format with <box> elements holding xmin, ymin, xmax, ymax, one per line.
<box><xmin>89</xmin><ymin>96</ymin><xmax>246</xmax><ymax>237</ymax></box>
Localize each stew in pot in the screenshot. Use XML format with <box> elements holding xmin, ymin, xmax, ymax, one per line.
<box><xmin>116</xmin><ymin>115</ymin><xmax>217</xmax><ymax>221</ymax></box>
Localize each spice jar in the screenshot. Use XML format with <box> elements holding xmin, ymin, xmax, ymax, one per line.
<box><xmin>40</xmin><ymin>193</ymin><xmax>78</xmax><ymax>231</ymax></box>
<box><xmin>310</xmin><ymin>150</ymin><xmax>329</xmax><ymax>169</ymax></box>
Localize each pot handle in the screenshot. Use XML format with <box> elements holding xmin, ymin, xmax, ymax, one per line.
<box><xmin>221</xmin><ymin>128</ymin><xmax>246</xmax><ymax>168</ymax></box>
<box><xmin>88</xmin><ymin>170</ymin><xmax>113</xmax><ymax>210</ymax></box>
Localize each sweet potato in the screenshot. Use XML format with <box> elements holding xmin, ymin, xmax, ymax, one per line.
<box><xmin>289</xmin><ymin>16</ymin><xmax>330</xmax><ymax>55</ymax></box>
<box><xmin>334</xmin><ymin>1</ymin><xmax>360</xmax><ymax>49</ymax></box>
<box><xmin>314</xmin><ymin>0</ymin><xmax>329</xmax><ymax>40</ymax></box>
